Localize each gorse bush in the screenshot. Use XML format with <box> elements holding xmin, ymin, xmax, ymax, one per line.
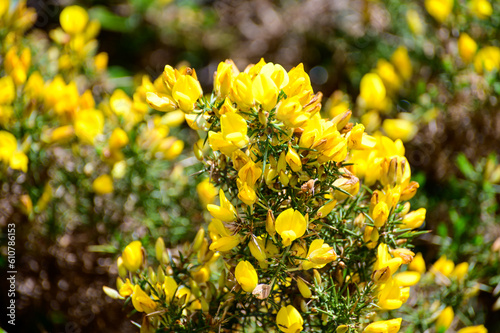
<box><xmin>106</xmin><ymin>59</ymin><xmax>431</xmax><ymax>332</ymax></box>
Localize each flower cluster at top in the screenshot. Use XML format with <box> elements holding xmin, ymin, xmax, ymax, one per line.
<box><xmin>106</xmin><ymin>58</ymin><xmax>432</xmax><ymax>332</ymax></box>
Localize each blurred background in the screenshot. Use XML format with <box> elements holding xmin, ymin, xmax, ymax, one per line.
<box><xmin>0</xmin><ymin>0</ymin><xmax>499</xmax><ymax>332</ymax></box>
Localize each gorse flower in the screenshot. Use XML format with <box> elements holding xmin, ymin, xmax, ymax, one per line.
<box><xmin>275</xmin><ymin>208</ymin><xmax>307</xmax><ymax>247</ymax></box>
<box><xmin>276</xmin><ymin>305</ymin><xmax>304</xmax><ymax>333</ymax></box>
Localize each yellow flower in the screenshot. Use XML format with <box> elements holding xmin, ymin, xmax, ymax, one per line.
<box><xmin>238</xmin><ymin>160</ymin><xmax>262</xmax><ymax>187</ymax></box>
<box><xmin>283</xmin><ymin>63</ymin><xmax>312</xmax><ymax>106</ymax></box>
<box><xmin>0</xmin><ymin>0</ymin><xmax>9</xmax><ymax>18</ymax></box>
<box><xmin>436</xmin><ymin>306</ymin><xmax>454</xmax><ymax>332</ymax></box>
<box><xmin>119</xmin><ymin>278</ymin><xmax>134</xmax><ymax>297</ymax></box>
<box><xmin>9</xmin><ymin>151</ymin><xmax>28</xmax><ymax>173</ymax></box>
<box><xmin>364</xmin><ymin>226</ymin><xmax>379</xmax><ymax>249</ymax></box>
<box><xmin>131</xmin><ymin>285</ymin><xmax>157</xmax><ymax>314</ymax></box>
<box><xmin>393</xmin><ymin>271</ymin><xmax>421</xmax><ymax>287</ymax></box>
<box><xmin>301</xmin><ymin>239</ymin><xmax>337</xmax><ymax>270</ymax></box>
<box><xmin>363</xmin><ymin>318</ymin><xmax>402</xmax><ymax>333</ymax></box>
<box><xmin>401</xmin><ymin>208</ymin><xmax>426</xmax><ymax>229</ymax></box>
<box><xmin>408</xmin><ymin>252</ymin><xmax>426</xmax><ymax>274</ymax></box>
<box><xmin>359</xmin><ymin>73</ymin><xmax>386</xmax><ymax>110</ymax></box>
<box><xmin>171</xmin><ymin>74</ymin><xmax>202</xmax><ymax>112</ymax></box>
<box><xmin>74</xmin><ymin>109</ymin><xmax>104</xmax><ymax>145</ymax></box>
<box><xmin>450</xmin><ymin>262</ymin><xmax>469</xmax><ymax>281</ymax></box>
<box><xmin>431</xmin><ymin>255</ymin><xmax>455</xmax><ymax>277</ymax></box>
<box><xmin>235</xmin><ymin>260</ymin><xmax>258</xmax><ymax>293</ymax></box>
<box><xmin>0</xmin><ymin>131</ymin><xmax>17</xmax><ymax>164</ymax></box>
<box><xmin>237</xmin><ymin>179</ymin><xmax>258</xmax><ymax>206</ymax></box>
<box><xmin>276</xmin><ymin>96</ymin><xmax>309</xmax><ymax>128</ymax></box>
<box><xmin>458</xmin><ymin>33</ymin><xmax>478</xmax><ymax>64</ymax></box>
<box><xmin>221</xmin><ymin>112</ymin><xmax>249</xmax><ymax>147</ymax></box>
<box><xmin>372</xmin><ymin>201</ymin><xmax>389</xmax><ymax>228</ymax></box>
<box><xmin>474</xmin><ymin>46</ymin><xmax>500</xmax><ymax>74</ymax></box>
<box><xmin>214</xmin><ymin>61</ymin><xmax>236</xmax><ymax>98</ymax></box>
<box><xmin>286</xmin><ymin>146</ymin><xmax>302</xmax><ymax>172</ymax></box>
<box><xmin>197</xmin><ymin>178</ymin><xmax>217</xmax><ymax>208</ymax></box>
<box><xmin>207</xmin><ymin>189</ymin><xmax>237</xmax><ymax>222</ymax></box>
<box><xmin>275</xmin><ymin>208</ymin><xmax>307</xmax><ymax>247</ymax></box>
<box><xmin>469</xmin><ymin>0</ymin><xmax>492</xmax><ymax>19</ymax></box>
<box><xmin>146</xmin><ymin>91</ymin><xmax>177</xmax><ymax>112</ymax></box>
<box><xmin>252</xmin><ymin>73</ymin><xmax>279</xmax><ymax>111</ymax></box>
<box><xmin>0</xmin><ymin>76</ymin><xmax>15</xmax><ymax>105</ymax></box>
<box><xmin>382</xmin><ymin>118</ymin><xmax>417</xmax><ymax>143</ymax></box>
<box><xmin>379</xmin><ymin>156</ymin><xmax>410</xmax><ymax>186</ymax></box>
<box><xmin>296</xmin><ymin>277</ymin><xmax>312</xmax><ymax>298</ymax></box>
<box><xmin>377</xmin><ymin>279</ymin><xmax>405</xmax><ymax>310</ymax></box>
<box><xmin>406</xmin><ymin>9</ymin><xmax>425</xmax><ymax>35</ymax></box>
<box><xmin>163</xmin><ymin>276</ymin><xmax>178</xmax><ymax>302</ymax></box>
<box><xmin>122</xmin><ymin>240</ymin><xmax>143</xmax><ymax>272</ymax></box>
<box><xmin>391</xmin><ymin>47</ymin><xmax>413</xmax><ymax>82</ymax></box>
<box><xmin>332</xmin><ymin>175</ymin><xmax>360</xmax><ymax>201</ymax></box>
<box><xmin>209</xmin><ymin>235</ymin><xmax>240</xmax><ymax>252</ymax></box>
<box><xmin>376</xmin><ymin>59</ymin><xmax>401</xmax><ymax>93</ymax></box>
<box><xmin>457</xmin><ymin>325</ymin><xmax>488</xmax><ymax>333</ymax></box>
<box><xmin>276</xmin><ymin>305</ymin><xmax>304</xmax><ymax>333</ymax></box>
<box><xmin>374</xmin><ymin>243</ymin><xmax>403</xmax><ymax>276</ymax></box>
<box><xmin>109</xmin><ymin>128</ymin><xmax>129</xmax><ymax>150</ymax></box>
<box><xmin>231</xmin><ymin>72</ymin><xmax>254</xmax><ymax>109</ymax></box>
<box><xmin>391</xmin><ymin>248</ymin><xmax>415</xmax><ymax>264</ymax></box>
<box><xmin>425</xmin><ymin>0</ymin><xmax>454</xmax><ymax>23</ymax></box>
<box><xmin>347</xmin><ymin>124</ymin><xmax>365</xmax><ymax>149</ymax></box>
<box><xmin>92</xmin><ymin>174</ymin><xmax>114</xmax><ymax>195</ymax></box>
<box><xmin>60</xmin><ymin>6</ymin><xmax>89</xmax><ymax>35</ymax></box>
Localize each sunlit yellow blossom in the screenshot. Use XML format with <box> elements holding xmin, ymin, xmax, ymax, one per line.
<box><xmin>0</xmin><ymin>76</ymin><xmax>15</xmax><ymax>105</ymax></box>
<box><xmin>378</xmin><ymin>279</ymin><xmax>405</xmax><ymax>310</ymax></box>
<box><xmin>283</xmin><ymin>63</ymin><xmax>312</xmax><ymax>106</ymax></box>
<box><xmin>208</xmin><ymin>219</ymin><xmax>240</xmax><ymax>252</ymax></box>
<box><xmin>253</xmin><ymin>73</ymin><xmax>279</xmax><ymax>111</ymax></box>
<box><xmin>119</xmin><ymin>278</ymin><xmax>134</xmax><ymax>297</ymax></box>
<box><xmin>301</xmin><ymin>239</ymin><xmax>337</xmax><ymax>270</ymax></box>
<box><xmin>425</xmin><ymin>0</ymin><xmax>454</xmax><ymax>23</ymax></box>
<box><xmin>237</xmin><ymin>179</ymin><xmax>258</xmax><ymax>206</ymax></box>
<box><xmin>122</xmin><ymin>240</ymin><xmax>143</xmax><ymax>272</ymax></box>
<box><xmin>172</xmin><ymin>74</ymin><xmax>202</xmax><ymax>112</ymax></box>
<box><xmin>207</xmin><ymin>189</ymin><xmax>237</xmax><ymax>222</ymax></box>
<box><xmin>436</xmin><ymin>306</ymin><xmax>454</xmax><ymax>332</ymax></box>
<box><xmin>235</xmin><ymin>260</ymin><xmax>258</xmax><ymax>292</ymax></box>
<box><xmin>332</xmin><ymin>174</ymin><xmax>360</xmax><ymax>201</ymax></box>
<box><xmin>146</xmin><ymin>91</ymin><xmax>177</xmax><ymax>112</ymax></box>
<box><xmin>163</xmin><ymin>276</ymin><xmax>178</xmax><ymax>302</ymax></box>
<box><xmin>391</xmin><ymin>248</ymin><xmax>415</xmax><ymax>264</ymax></box>
<box><xmin>364</xmin><ymin>226</ymin><xmax>379</xmax><ymax>249</ymax></box>
<box><xmin>474</xmin><ymin>46</ymin><xmax>500</xmax><ymax>74</ymax></box>
<box><xmin>431</xmin><ymin>255</ymin><xmax>455</xmax><ymax>277</ymax></box>
<box><xmin>359</xmin><ymin>73</ymin><xmax>386</xmax><ymax>110</ymax></box>
<box><xmin>209</xmin><ymin>112</ymin><xmax>249</xmax><ymax>155</ymax></box>
<box><xmin>9</xmin><ymin>151</ymin><xmax>28</xmax><ymax>172</ymax></box>
<box><xmin>131</xmin><ymin>285</ymin><xmax>157</xmax><ymax>314</ymax></box>
<box><xmin>364</xmin><ymin>318</ymin><xmax>402</xmax><ymax>333</ymax></box>
<box><xmin>376</xmin><ymin>60</ymin><xmax>401</xmax><ymax>93</ymax></box>
<box><xmin>401</xmin><ymin>208</ymin><xmax>426</xmax><ymax>229</ymax></box>
<box><xmin>231</xmin><ymin>72</ymin><xmax>254</xmax><ymax>108</ymax></box>
<box><xmin>276</xmin><ymin>96</ymin><xmax>309</xmax><ymax>128</ymax></box>
<box><xmin>458</xmin><ymin>33</ymin><xmax>478</xmax><ymax>64</ymax></box>
<box><xmin>197</xmin><ymin>178</ymin><xmax>217</xmax><ymax>208</ymax></box>
<box><xmin>382</xmin><ymin>118</ymin><xmax>417</xmax><ymax>143</ymax></box>
<box><xmin>469</xmin><ymin>0</ymin><xmax>492</xmax><ymax>19</ymax></box>
<box><xmin>457</xmin><ymin>325</ymin><xmax>488</xmax><ymax>333</ymax></box>
<box><xmin>372</xmin><ymin>201</ymin><xmax>389</xmax><ymax>228</ymax></box>
<box><xmin>391</xmin><ymin>47</ymin><xmax>413</xmax><ymax>82</ymax></box>
<box><xmin>450</xmin><ymin>262</ymin><xmax>469</xmax><ymax>281</ymax></box>
<box><xmin>286</xmin><ymin>146</ymin><xmax>302</xmax><ymax>172</ymax></box>
<box><xmin>277</xmin><ymin>305</ymin><xmax>304</xmax><ymax>333</ymax></box>
<box><xmin>74</xmin><ymin>109</ymin><xmax>104</xmax><ymax>145</ymax></box>
<box><xmin>393</xmin><ymin>271</ymin><xmax>421</xmax><ymax>287</ymax></box>
<box><xmin>380</xmin><ymin>156</ymin><xmax>410</xmax><ymax>186</ymax></box>
<box><xmin>275</xmin><ymin>208</ymin><xmax>307</xmax><ymax>247</ymax></box>
<box><xmin>215</xmin><ymin>61</ymin><xmax>236</xmax><ymax>98</ymax></box>
<box><xmin>238</xmin><ymin>160</ymin><xmax>262</xmax><ymax>187</ymax></box>
<box><xmin>60</xmin><ymin>6</ymin><xmax>89</xmax><ymax>35</ymax></box>
<box><xmin>408</xmin><ymin>252</ymin><xmax>426</xmax><ymax>273</ymax></box>
<box><xmin>109</xmin><ymin>128</ymin><xmax>129</xmax><ymax>150</ymax></box>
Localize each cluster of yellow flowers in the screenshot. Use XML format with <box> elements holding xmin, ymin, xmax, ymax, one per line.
<box><xmin>107</xmin><ymin>58</ymin><xmax>434</xmax><ymax>332</ymax></box>
<box><xmin>0</xmin><ymin>2</ymin><xmax>186</xmax><ymax>199</ymax></box>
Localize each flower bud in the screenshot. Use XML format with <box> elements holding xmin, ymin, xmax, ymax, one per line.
<box><xmin>297</xmin><ymin>277</ymin><xmax>312</xmax><ymax>298</ymax></box>
<box><xmin>235</xmin><ymin>260</ymin><xmax>258</xmax><ymax>293</ymax></box>
<box><xmin>122</xmin><ymin>240</ymin><xmax>143</xmax><ymax>273</ymax></box>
